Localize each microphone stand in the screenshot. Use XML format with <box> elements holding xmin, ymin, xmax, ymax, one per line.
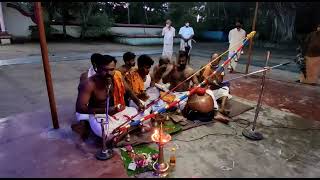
<box><xmin>96</xmin><ymin>79</ymin><xmax>114</xmax><ymax>160</ymax></box>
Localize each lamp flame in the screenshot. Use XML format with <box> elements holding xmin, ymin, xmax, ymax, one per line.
<box><xmin>151</xmin><ymin>128</ymin><xmax>171</xmax><ymax>143</ymax></box>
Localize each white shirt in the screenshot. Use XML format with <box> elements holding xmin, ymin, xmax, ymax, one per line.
<box><xmin>87</xmin><ymin>66</ymin><xmax>96</xmax><ymax>78</ymax></box>
<box><xmin>162</xmin><ymin>26</ymin><xmax>175</xmax><ymax>45</ymax></box>
<box><xmin>144</xmin><ymin>74</ymin><xmax>151</xmax><ymax>90</ymax></box>
<box><xmin>178</xmin><ymin>26</ymin><xmax>194</xmax><ymax>39</ymax></box>
<box><xmin>228</xmin><ymin>28</ymin><xmax>246</xmax><ymax>46</ymax></box>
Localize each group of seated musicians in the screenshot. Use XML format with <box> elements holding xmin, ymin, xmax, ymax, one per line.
<box><xmin>73</xmin><ymin>50</ymin><xmax>232</xmax><ymax>143</ymax></box>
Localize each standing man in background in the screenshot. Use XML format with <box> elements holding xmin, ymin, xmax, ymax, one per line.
<box><xmin>179</xmin><ymin>21</ymin><xmax>194</xmax><ymax>63</ymax></box>
<box><xmin>299</xmin><ymin>24</ymin><xmax>320</xmax><ymax>85</ymax></box>
<box><xmin>227</xmin><ymin>21</ymin><xmax>246</xmax><ymax>73</ymax></box>
<box><xmin>162</xmin><ymin>19</ymin><xmax>175</xmax><ymax>61</ymax></box>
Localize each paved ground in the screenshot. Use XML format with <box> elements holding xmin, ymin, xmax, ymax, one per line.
<box><xmin>1</xmin><ymin>96</ymin><xmax>319</xmax><ymax>178</ymax></box>
<box><xmin>0</xmin><ymin>41</ymin><xmax>319</xmax><ymax>178</ymax></box>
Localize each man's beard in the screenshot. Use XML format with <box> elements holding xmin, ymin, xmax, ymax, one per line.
<box><xmin>177</xmin><ymin>64</ymin><xmax>186</xmax><ymax>70</ymax></box>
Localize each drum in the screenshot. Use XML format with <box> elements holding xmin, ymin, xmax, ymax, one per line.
<box><xmin>183</xmin><ymin>92</ymin><xmax>216</xmax><ymax>122</ymax></box>
<box><xmin>185</xmin><ymin>93</ymin><xmax>214</xmax><ymax>113</ymax></box>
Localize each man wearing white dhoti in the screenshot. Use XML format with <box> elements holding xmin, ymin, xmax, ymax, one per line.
<box><xmin>162</xmin><ymin>19</ymin><xmax>175</xmax><ymax>61</ymax></box>
<box><xmin>75</xmin><ymin>54</ymin><xmax>144</xmax><ymax>140</ymax></box>
<box><xmin>227</xmin><ymin>21</ymin><xmax>246</xmax><ymax>73</ymax></box>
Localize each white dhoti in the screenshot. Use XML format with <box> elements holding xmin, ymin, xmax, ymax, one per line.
<box><xmin>87</xmin><ymin>107</ymin><xmax>138</xmax><ymax>137</ymax></box>
<box><xmin>227</xmin><ymin>50</ymin><xmax>241</xmax><ymax>71</ymax></box>
<box><xmin>173</xmin><ymin>89</ymin><xmax>219</xmax><ymax>111</ymax></box>
<box><xmin>162</xmin><ymin>44</ymin><xmax>173</xmax><ymax>60</ymax></box>
<box><xmin>212</xmin><ymin>86</ymin><xmax>232</xmax><ymax>100</ymax></box>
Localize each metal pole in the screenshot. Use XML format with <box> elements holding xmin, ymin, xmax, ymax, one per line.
<box><xmin>35</xmin><ymin>2</ymin><xmax>59</xmax><ymax>129</ymax></box>
<box><xmin>245</xmin><ymin>2</ymin><xmax>259</xmax><ymax>74</ymax></box>
<box><xmin>242</xmin><ymin>50</ymin><xmax>270</xmax><ymax>141</ymax></box>
<box><xmin>251</xmin><ymin>51</ymin><xmax>270</xmax><ymax>131</ymax></box>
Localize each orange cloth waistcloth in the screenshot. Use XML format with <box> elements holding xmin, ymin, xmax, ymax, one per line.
<box><xmin>125</xmin><ymin>69</ymin><xmax>145</xmax><ymax>96</ymax></box>
<box><xmin>113</xmin><ymin>70</ymin><xmax>126</xmax><ymax>110</ymax></box>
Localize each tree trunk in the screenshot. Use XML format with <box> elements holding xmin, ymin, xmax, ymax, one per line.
<box><xmin>270</xmin><ymin>2</ymin><xmax>296</xmax><ymax>42</ymax></box>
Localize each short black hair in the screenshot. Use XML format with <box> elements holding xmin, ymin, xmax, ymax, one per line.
<box><xmin>123</xmin><ymin>52</ymin><xmax>136</xmax><ymax>62</ymax></box>
<box><xmin>235</xmin><ymin>20</ymin><xmax>242</xmax><ymax>25</ymax></box>
<box><xmin>159</xmin><ymin>56</ymin><xmax>169</xmax><ymax>65</ymax></box>
<box><xmin>90</xmin><ymin>53</ymin><xmax>104</xmax><ymax>66</ymax></box>
<box><xmin>95</xmin><ymin>54</ymin><xmax>117</xmax><ymax>67</ymax></box>
<box><xmin>137</xmin><ymin>54</ymin><xmax>154</xmax><ymax>67</ymax></box>
<box><xmin>178</xmin><ymin>50</ymin><xmax>188</xmax><ymax>60</ymax></box>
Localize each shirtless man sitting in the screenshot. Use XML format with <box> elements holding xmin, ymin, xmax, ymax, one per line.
<box><xmin>117</xmin><ymin>51</ymin><xmax>136</xmax><ymax>77</ymax></box>
<box><xmin>152</xmin><ymin>55</ymin><xmax>171</xmax><ymax>91</ymax></box>
<box><xmin>73</xmin><ymin>53</ymin><xmax>103</xmax><ymax>139</ymax></box>
<box><xmin>75</xmin><ymin>54</ymin><xmax>144</xmax><ymax>142</ymax></box>
<box><xmin>162</xmin><ymin>50</ymin><xmax>229</xmax><ymax>120</ymax></box>
<box><xmin>201</xmin><ymin>53</ymin><xmax>232</xmax><ymax>115</ymax></box>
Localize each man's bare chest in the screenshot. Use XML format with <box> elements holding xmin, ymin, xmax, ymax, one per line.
<box><xmin>93</xmin><ymin>84</ymin><xmax>114</xmax><ymax>102</ymax></box>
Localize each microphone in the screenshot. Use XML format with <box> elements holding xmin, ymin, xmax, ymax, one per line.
<box><xmin>105</xmin><ymin>77</ymin><xmax>112</xmax><ymax>95</ymax></box>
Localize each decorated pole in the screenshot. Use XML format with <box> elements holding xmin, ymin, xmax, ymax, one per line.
<box><xmin>112</xmin><ymin>32</ymin><xmax>257</xmax><ymax>136</ymax></box>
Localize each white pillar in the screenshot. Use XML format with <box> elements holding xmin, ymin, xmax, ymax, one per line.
<box><xmin>0</xmin><ymin>2</ymin><xmax>11</xmax><ymax>45</ymax></box>
<box><xmin>0</xmin><ymin>2</ymin><xmax>6</xmax><ymax>32</ymax></box>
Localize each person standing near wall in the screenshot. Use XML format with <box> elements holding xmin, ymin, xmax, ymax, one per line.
<box><xmin>162</xmin><ymin>19</ymin><xmax>175</xmax><ymax>61</ymax></box>
<box><xmin>299</xmin><ymin>24</ymin><xmax>320</xmax><ymax>85</ymax></box>
<box><xmin>227</xmin><ymin>21</ymin><xmax>246</xmax><ymax>73</ymax></box>
<box><xmin>178</xmin><ymin>21</ymin><xmax>194</xmax><ymax>64</ymax></box>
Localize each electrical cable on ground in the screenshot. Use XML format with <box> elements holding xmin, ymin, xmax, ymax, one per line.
<box><xmin>172</xmin><ymin>118</ymin><xmax>320</xmax><ymax>142</ymax></box>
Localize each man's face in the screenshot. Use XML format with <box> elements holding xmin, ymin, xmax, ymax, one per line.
<box><xmin>177</xmin><ymin>56</ymin><xmax>187</xmax><ymax>69</ymax></box>
<box><xmin>139</xmin><ymin>65</ymin><xmax>151</xmax><ymax>76</ymax></box>
<box><xmin>96</xmin><ymin>61</ymin><xmax>116</xmax><ymax>79</ymax></box>
<box><xmin>125</xmin><ymin>59</ymin><xmax>135</xmax><ymax>68</ymax></box>
<box><xmin>166</xmin><ymin>20</ymin><xmax>171</xmax><ymax>27</ymax></box>
<box><xmin>211</xmin><ymin>54</ymin><xmax>220</xmax><ymax>67</ymax></box>
<box><xmin>236</xmin><ymin>22</ymin><xmax>241</xmax><ymax>30</ymax></box>
<box><xmin>185</xmin><ymin>22</ymin><xmax>190</xmax><ymax>27</ymax></box>
<box><xmin>317</xmin><ymin>26</ymin><xmax>320</xmax><ymax>31</ymax></box>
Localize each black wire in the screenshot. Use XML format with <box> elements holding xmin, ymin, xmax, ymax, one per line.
<box><xmin>172</xmin><ymin>118</ymin><xmax>320</xmax><ymax>142</ymax></box>
<box><xmin>172</xmin><ymin>124</ymin><xmax>238</xmax><ymax>142</ymax></box>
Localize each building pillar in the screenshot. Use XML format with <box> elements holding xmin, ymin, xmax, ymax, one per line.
<box><xmin>0</xmin><ymin>2</ymin><xmax>6</xmax><ymax>32</ymax></box>
<box><xmin>0</xmin><ymin>2</ymin><xmax>11</xmax><ymax>45</ymax></box>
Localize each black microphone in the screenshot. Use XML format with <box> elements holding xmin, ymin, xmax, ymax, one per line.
<box><xmin>105</xmin><ymin>77</ymin><xmax>112</xmax><ymax>95</ymax></box>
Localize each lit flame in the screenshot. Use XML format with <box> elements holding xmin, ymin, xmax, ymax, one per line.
<box><xmin>151</xmin><ymin>128</ymin><xmax>171</xmax><ymax>143</ymax></box>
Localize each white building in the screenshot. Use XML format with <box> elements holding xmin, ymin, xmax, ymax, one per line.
<box><xmin>0</xmin><ymin>2</ymin><xmax>37</xmax><ymax>45</ymax></box>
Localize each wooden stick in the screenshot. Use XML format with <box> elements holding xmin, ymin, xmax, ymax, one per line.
<box><xmin>35</xmin><ymin>2</ymin><xmax>59</xmax><ymax>129</ymax></box>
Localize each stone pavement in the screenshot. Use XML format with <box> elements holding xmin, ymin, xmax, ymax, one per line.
<box><xmin>0</xmin><ymin>41</ymin><xmax>319</xmax><ymax>178</ymax></box>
